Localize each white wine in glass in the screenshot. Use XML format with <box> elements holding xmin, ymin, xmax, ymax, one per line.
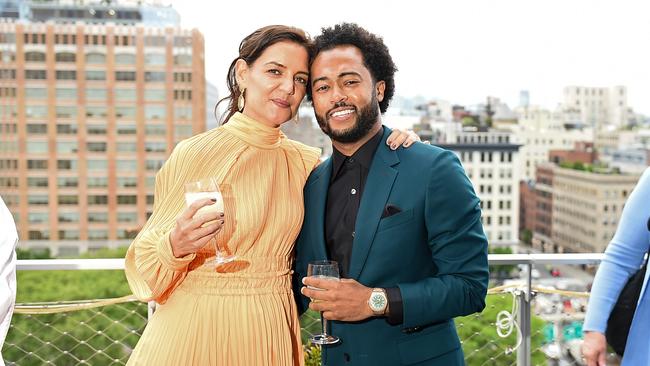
<box><xmin>184</xmin><ymin>177</ymin><xmax>235</xmax><ymax>267</ymax></box>
<box><xmin>307</xmin><ymin>260</ymin><xmax>340</xmax><ymax>345</ymax></box>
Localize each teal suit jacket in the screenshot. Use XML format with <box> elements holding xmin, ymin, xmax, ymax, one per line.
<box><xmin>294</xmin><ymin>127</ymin><xmax>489</xmax><ymax>365</ymax></box>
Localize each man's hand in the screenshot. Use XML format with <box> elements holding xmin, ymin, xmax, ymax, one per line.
<box><xmin>301</xmin><ymin>277</ymin><xmax>374</xmax><ymax>321</ymax></box>
<box><xmin>581</xmin><ymin>331</ymin><xmax>607</xmax><ymax>366</ymax></box>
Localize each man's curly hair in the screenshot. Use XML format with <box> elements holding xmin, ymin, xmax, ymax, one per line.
<box><xmin>307</xmin><ymin>23</ymin><xmax>397</xmax><ymax>114</ymax></box>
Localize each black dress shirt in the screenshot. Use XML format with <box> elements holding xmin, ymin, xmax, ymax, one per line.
<box><xmin>324</xmin><ymin>128</ymin><xmax>403</xmax><ymax>325</ymax></box>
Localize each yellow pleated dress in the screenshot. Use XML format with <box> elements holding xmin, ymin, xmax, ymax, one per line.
<box><xmin>124</xmin><ymin>112</ymin><xmax>320</xmax><ymax>366</ymax></box>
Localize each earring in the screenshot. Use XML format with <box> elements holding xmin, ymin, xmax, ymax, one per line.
<box><xmin>237</xmin><ymin>88</ymin><xmax>246</xmax><ymax>112</ymax></box>
<box><xmin>293</xmin><ymin>109</ymin><xmax>300</xmax><ymax>124</ymax></box>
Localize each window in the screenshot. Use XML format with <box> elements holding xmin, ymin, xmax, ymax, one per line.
<box><xmin>87</xmin><ymin>177</ymin><xmax>108</xmax><ymax>188</ymax></box>
<box><xmin>88</xmin><ymin>159</ymin><xmax>108</xmax><ymax>170</ymax></box>
<box><xmin>115</xmin><ymin>89</ymin><xmax>136</xmax><ymax>101</ymax></box>
<box><xmin>145</xmin><ymin>72</ymin><xmax>166</xmax><ymax>82</ymax></box>
<box><xmin>25</xmin><ymin>70</ymin><xmax>47</xmax><ymax>80</ymax></box>
<box><xmin>117</xmin><ymin>212</ymin><xmax>138</xmax><ymax>223</ymax></box>
<box><xmin>27</xmin><ymin>177</ymin><xmax>48</xmax><ymax>187</ymax></box>
<box><xmin>116</xmin><ymin>106</ymin><xmax>136</xmax><ymax>119</ymax></box>
<box><xmin>27</xmin><ymin>124</ymin><xmax>47</xmax><ymax>134</ymax></box>
<box><xmin>117</xmin><ymin>177</ymin><xmax>137</xmax><ymax>188</ymax></box>
<box><xmin>174</xmin><ymin>90</ymin><xmax>192</xmax><ymax>101</ymax></box>
<box><xmin>58</xmin><ymin>230</ymin><xmax>80</xmax><ymax>240</ymax></box>
<box><xmin>56</xmin><ymin>106</ymin><xmax>76</xmax><ymax>118</ymax></box>
<box><xmin>117</xmin><ymin>160</ymin><xmax>137</xmax><ymax>171</ymax></box>
<box><xmin>86</xmin><ymin>88</ymin><xmax>107</xmax><ymax>100</ymax></box>
<box><xmin>86</xmin><ymin>52</ymin><xmax>106</xmax><ymax>64</ymax></box>
<box><xmin>87</xmin><ymin>124</ymin><xmax>107</xmax><ymax>135</ymax></box>
<box><xmin>88</xmin><ymin>212</ymin><xmax>108</xmax><ymax>223</ymax></box>
<box><xmin>145</xmin><ymin>35</ymin><xmax>166</xmax><ymax>47</ymax></box>
<box><xmin>145</xmin><ymin>106</ymin><xmax>166</xmax><ymax>120</ymax></box>
<box><xmin>85</xmin><ymin>70</ymin><xmax>106</xmax><ymax>81</ymax></box>
<box><xmin>0</xmin><ymin>177</ymin><xmax>18</xmax><ymax>188</ymax></box>
<box><xmin>29</xmin><ymin>212</ymin><xmax>49</xmax><ymax>224</ymax></box>
<box><xmin>87</xmin><ymin>142</ymin><xmax>107</xmax><ymax>152</ymax></box>
<box><xmin>55</xmin><ymin>52</ymin><xmax>76</xmax><ymax>62</ymax></box>
<box><xmin>57</xmin><ymin>177</ymin><xmax>78</xmax><ymax>187</ymax></box>
<box><xmin>145</xmin><ymin>89</ymin><xmax>166</xmax><ymax>101</ymax></box>
<box><xmin>57</xmin><ymin>124</ymin><xmax>78</xmax><ymax>134</ymax></box>
<box><xmin>26</xmin><ymin>105</ymin><xmax>48</xmax><ymax>118</ymax></box>
<box><xmin>115</xmin><ymin>53</ymin><xmax>135</xmax><ymax>65</ymax></box>
<box><xmin>145</xmin><ymin>53</ymin><xmax>165</xmax><ymax>66</ymax></box>
<box><xmin>117</xmin><ymin>229</ymin><xmax>138</xmax><ymax>240</ymax></box>
<box><xmin>29</xmin><ymin>194</ymin><xmax>49</xmax><ymax>205</ymax></box>
<box><xmin>146</xmin><ymin>125</ymin><xmax>166</xmax><ymax>135</ymax></box>
<box><xmin>175</xmin><ymin>125</ymin><xmax>193</xmax><ymax>138</ymax></box>
<box><xmin>146</xmin><ymin>195</ymin><xmax>154</xmax><ymax>205</ymax></box>
<box><xmin>174</xmin><ymin>107</ymin><xmax>192</xmax><ymax>119</ymax></box>
<box><xmin>173</xmin><ymin>72</ymin><xmax>192</xmax><ymax>83</ymax></box>
<box><xmin>56</xmin><ymin>159</ymin><xmax>77</xmax><ymax>170</ymax></box>
<box><xmin>173</xmin><ymin>54</ymin><xmax>192</xmax><ymax>66</ymax></box>
<box><xmin>25</xmin><ymin>51</ymin><xmax>46</xmax><ymax>62</ymax></box>
<box><xmin>29</xmin><ymin>230</ymin><xmax>50</xmax><ymax>240</ymax></box>
<box><xmin>115</xmin><ymin>71</ymin><xmax>136</xmax><ymax>81</ymax></box>
<box><xmin>88</xmin><ymin>230</ymin><xmax>109</xmax><ymax>240</ymax></box>
<box><xmin>88</xmin><ymin>195</ymin><xmax>108</xmax><ymax>205</ymax></box>
<box><xmin>58</xmin><ymin>195</ymin><xmax>78</xmax><ymax>205</ymax></box>
<box><xmin>117</xmin><ymin>124</ymin><xmax>136</xmax><ymax>135</ymax></box>
<box><xmin>28</xmin><ymin>159</ymin><xmax>48</xmax><ymax>169</ymax></box>
<box><xmin>145</xmin><ymin>142</ymin><xmax>166</xmax><ymax>152</ymax></box>
<box><xmin>118</xmin><ymin>195</ymin><xmax>137</xmax><ymax>204</ymax></box>
<box><xmin>56</xmin><ymin>88</ymin><xmax>77</xmax><ymax>99</ymax></box>
<box><xmin>25</xmin><ymin>87</ymin><xmax>47</xmax><ymax>99</ymax></box>
<box><xmin>117</xmin><ymin>142</ymin><xmax>137</xmax><ymax>152</ymax></box>
<box><xmin>146</xmin><ymin>160</ymin><xmax>164</xmax><ymax>171</ymax></box>
<box><xmin>58</xmin><ymin>212</ymin><xmax>79</xmax><ymax>223</ymax></box>
<box><xmin>56</xmin><ymin>70</ymin><xmax>77</xmax><ymax>80</ymax></box>
<box><xmin>57</xmin><ymin>141</ymin><xmax>78</xmax><ymax>153</ymax></box>
<box><xmin>27</xmin><ymin>142</ymin><xmax>48</xmax><ymax>154</ymax></box>
<box><xmin>86</xmin><ymin>106</ymin><xmax>107</xmax><ymax>118</ymax></box>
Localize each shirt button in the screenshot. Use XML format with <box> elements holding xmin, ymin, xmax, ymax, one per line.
<box><xmin>348</xmin><ymin>158</ymin><xmax>355</xmax><ymax>164</ymax></box>
<box><xmin>352</xmin><ymin>231</ymin><xmax>355</xmax><ymax>238</ymax></box>
<box><xmin>351</xmin><ymin>188</ymin><xmax>357</xmax><ymax>195</ymax></box>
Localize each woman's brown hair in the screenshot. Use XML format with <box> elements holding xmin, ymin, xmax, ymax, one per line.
<box><xmin>215</xmin><ymin>25</ymin><xmax>311</xmax><ymax>124</ymax></box>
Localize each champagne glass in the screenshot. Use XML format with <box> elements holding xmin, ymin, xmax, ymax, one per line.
<box><xmin>307</xmin><ymin>260</ymin><xmax>340</xmax><ymax>345</ymax></box>
<box><xmin>184</xmin><ymin>177</ymin><xmax>235</xmax><ymax>267</ymax></box>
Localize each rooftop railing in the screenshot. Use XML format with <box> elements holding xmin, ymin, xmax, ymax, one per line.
<box><xmin>4</xmin><ymin>254</ymin><xmax>617</xmax><ymax>366</ymax></box>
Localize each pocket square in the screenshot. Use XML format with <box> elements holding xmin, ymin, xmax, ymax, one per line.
<box><xmin>381</xmin><ymin>204</ymin><xmax>402</xmax><ymax>219</ymax></box>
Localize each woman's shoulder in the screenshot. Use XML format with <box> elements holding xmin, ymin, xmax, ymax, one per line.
<box><xmin>281</xmin><ymin>138</ymin><xmax>322</xmax><ymax>174</ymax></box>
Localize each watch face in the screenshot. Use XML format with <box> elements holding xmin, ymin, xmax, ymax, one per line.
<box><xmin>371</xmin><ymin>293</ymin><xmax>387</xmax><ymax>310</ymax></box>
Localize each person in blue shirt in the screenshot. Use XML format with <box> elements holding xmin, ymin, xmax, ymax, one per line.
<box><xmin>582</xmin><ymin>167</ymin><xmax>650</xmax><ymax>366</ymax></box>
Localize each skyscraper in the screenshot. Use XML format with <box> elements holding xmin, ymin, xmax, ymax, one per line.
<box><xmin>0</xmin><ymin>1</ymin><xmax>205</xmax><ymax>255</ymax></box>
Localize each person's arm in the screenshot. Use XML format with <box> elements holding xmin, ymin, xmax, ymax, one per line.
<box><xmin>0</xmin><ymin>196</ymin><xmax>18</xmax><ymax>350</ymax></box>
<box><xmin>398</xmin><ymin>150</ymin><xmax>489</xmax><ymax>328</ymax></box>
<box><xmin>125</xmin><ymin>143</ymin><xmax>200</xmax><ymax>303</ymax></box>
<box><xmin>582</xmin><ymin>168</ymin><xmax>650</xmax><ymax>365</ymax></box>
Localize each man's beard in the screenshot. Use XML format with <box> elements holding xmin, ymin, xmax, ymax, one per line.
<box><xmin>315</xmin><ymin>94</ymin><xmax>379</xmax><ymax>144</ymax></box>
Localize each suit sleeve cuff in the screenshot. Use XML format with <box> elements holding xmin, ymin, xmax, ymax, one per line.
<box><xmin>385</xmin><ymin>287</ymin><xmax>403</xmax><ymax>325</ymax></box>
<box><xmin>157</xmin><ymin>230</ymin><xmax>196</xmax><ymax>270</ymax></box>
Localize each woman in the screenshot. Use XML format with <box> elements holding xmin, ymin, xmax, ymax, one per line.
<box><xmin>125</xmin><ymin>25</ymin><xmax>417</xmax><ymax>365</ymax></box>
<box><xmin>582</xmin><ymin>167</ymin><xmax>650</xmax><ymax>366</ymax></box>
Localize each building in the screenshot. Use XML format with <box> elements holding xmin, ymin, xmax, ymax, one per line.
<box><xmin>435</xmin><ymin>128</ymin><xmax>521</xmax><ymax>247</ymax></box>
<box><xmin>205</xmin><ymin>81</ymin><xmax>219</xmax><ymax>130</ymax></box>
<box><xmin>513</xmin><ymin>106</ymin><xmax>593</xmax><ymax>180</ymax></box>
<box><xmin>563</xmin><ymin>85</ymin><xmax>628</xmax><ymax>129</ymax></box>
<box><xmin>0</xmin><ymin>1</ymin><xmax>205</xmax><ymax>256</ymax></box>
<box><xmin>610</xmin><ymin>148</ymin><xmax>650</xmax><ymax>174</ymax></box>
<box><xmin>550</xmin><ymin>166</ymin><xmax>640</xmax><ymax>253</ymax></box>
<box><xmin>530</xmin><ymin>164</ymin><xmax>554</xmax><ymax>252</ymax></box>
<box><xmin>549</xmin><ymin>142</ymin><xmax>597</xmax><ymax>165</ymax></box>
<box><xmin>280</xmin><ymin>103</ymin><xmax>332</xmax><ymax>158</ymax></box>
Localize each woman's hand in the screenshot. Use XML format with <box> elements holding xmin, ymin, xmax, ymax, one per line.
<box><xmin>169</xmin><ymin>198</ymin><xmax>224</xmax><ymax>258</ymax></box>
<box><xmin>582</xmin><ymin>331</ymin><xmax>607</xmax><ymax>366</ymax></box>
<box><xmin>386</xmin><ymin>129</ymin><xmax>423</xmax><ymax>149</ymax></box>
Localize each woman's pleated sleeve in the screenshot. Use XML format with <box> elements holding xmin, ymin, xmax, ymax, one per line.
<box><xmin>124</xmin><ymin>141</ymin><xmax>196</xmax><ymax>303</ymax></box>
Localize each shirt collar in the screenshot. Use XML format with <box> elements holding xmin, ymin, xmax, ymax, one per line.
<box><xmin>331</xmin><ymin>127</ymin><xmax>384</xmax><ymax>180</ymax></box>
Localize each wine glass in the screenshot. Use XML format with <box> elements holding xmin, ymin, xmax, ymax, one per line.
<box><xmin>307</xmin><ymin>260</ymin><xmax>340</xmax><ymax>345</ymax></box>
<box><xmin>184</xmin><ymin>177</ymin><xmax>235</xmax><ymax>267</ymax></box>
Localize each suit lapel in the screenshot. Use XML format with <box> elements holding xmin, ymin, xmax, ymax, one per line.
<box><xmin>305</xmin><ymin>159</ymin><xmax>332</xmax><ymax>260</ymax></box>
<box><xmin>348</xmin><ymin>128</ymin><xmax>399</xmax><ymax>280</ymax></box>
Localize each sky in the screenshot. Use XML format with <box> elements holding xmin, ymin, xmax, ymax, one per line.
<box><xmin>171</xmin><ymin>0</ymin><xmax>650</xmax><ymax>114</ymax></box>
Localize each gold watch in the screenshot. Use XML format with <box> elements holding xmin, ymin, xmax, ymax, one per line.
<box><xmin>368</xmin><ymin>288</ymin><xmax>388</xmax><ymax>315</ymax></box>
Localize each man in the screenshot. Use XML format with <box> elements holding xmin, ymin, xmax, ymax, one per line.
<box><xmin>294</xmin><ymin>23</ymin><xmax>489</xmax><ymax>365</ymax></box>
<box><xmin>0</xmin><ymin>196</ymin><xmax>17</xmax><ymax>366</ymax></box>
